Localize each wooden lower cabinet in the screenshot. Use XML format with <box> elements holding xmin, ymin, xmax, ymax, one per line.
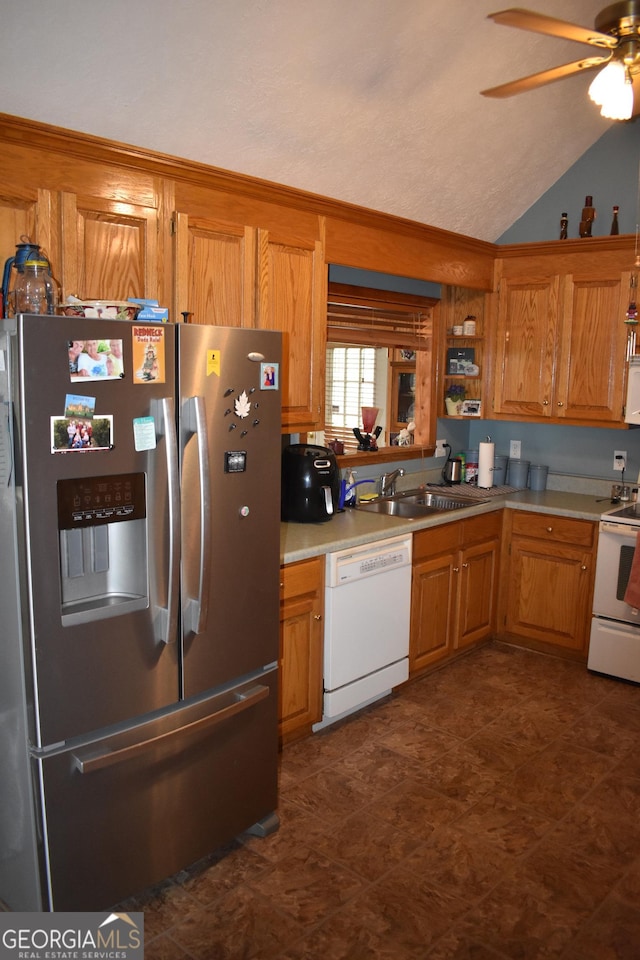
<box><xmin>279</xmin><ymin>557</ymin><xmax>324</xmax><ymax>744</ymax></box>
<box><xmin>499</xmin><ymin>510</ymin><xmax>597</xmax><ymax>659</ymax></box>
<box><xmin>410</xmin><ymin>511</ymin><xmax>502</xmax><ymax>675</ymax></box>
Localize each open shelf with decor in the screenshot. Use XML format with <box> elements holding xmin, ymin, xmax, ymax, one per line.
<box><xmin>441</xmin><ymin>287</ymin><xmax>488</xmax><ymax>419</ymax></box>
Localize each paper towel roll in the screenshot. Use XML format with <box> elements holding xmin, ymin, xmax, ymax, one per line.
<box><xmin>478</xmin><ymin>441</ymin><xmax>495</xmax><ymax>488</ymax></box>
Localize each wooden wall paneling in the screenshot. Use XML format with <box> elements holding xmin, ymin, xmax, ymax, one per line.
<box><xmin>325</xmin><ymin>217</ymin><xmax>495</xmax><ymax>290</ymax></box>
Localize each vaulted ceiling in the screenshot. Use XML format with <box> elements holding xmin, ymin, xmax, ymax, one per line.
<box><xmin>0</xmin><ymin>0</ymin><xmax>631</xmax><ymax>241</ymax></box>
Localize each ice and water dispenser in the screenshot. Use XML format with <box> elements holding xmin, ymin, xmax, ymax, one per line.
<box><xmin>57</xmin><ymin>472</ymin><xmax>148</xmax><ymax>624</ymax></box>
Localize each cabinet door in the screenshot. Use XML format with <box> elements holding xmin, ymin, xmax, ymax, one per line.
<box><xmin>556</xmin><ymin>274</ymin><xmax>628</xmax><ymax>422</ymax></box>
<box><xmin>493</xmin><ymin>276</ymin><xmax>560</xmax><ymax>418</ymax></box>
<box><xmin>410</xmin><ymin>551</ymin><xmax>457</xmax><ymax>673</ymax></box>
<box><xmin>505</xmin><ymin>538</ymin><xmax>593</xmax><ymax>653</ymax></box>
<box><xmin>60</xmin><ymin>191</ymin><xmax>160</xmax><ymax>302</ymax></box>
<box><xmin>279</xmin><ymin>559</ymin><xmax>323</xmax><ymax>743</ymax></box>
<box><xmin>174</xmin><ymin>212</ymin><xmax>256</xmax><ymax>326</ymax></box>
<box><xmin>455</xmin><ymin>538</ymin><xmax>499</xmax><ymax>650</ymax></box>
<box><xmin>257</xmin><ymin>230</ymin><xmax>326</xmax><ymax>431</ymax></box>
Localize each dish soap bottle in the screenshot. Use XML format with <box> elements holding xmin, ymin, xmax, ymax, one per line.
<box><xmin>344</xmin><ymin>470</ymin><xmax>357</xmax><ymax>507</ymax></box>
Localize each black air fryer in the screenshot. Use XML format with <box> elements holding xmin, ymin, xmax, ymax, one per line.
<box><xmin>281</xmin><ymin>443</ymin><xmax>340</xmax><ymax>522</ymax></box>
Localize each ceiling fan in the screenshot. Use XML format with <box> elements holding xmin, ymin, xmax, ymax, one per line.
<box><xmin>481</xmin><ymin>3</ymin><xmax>640</xmax><ymax>119</ymax></box>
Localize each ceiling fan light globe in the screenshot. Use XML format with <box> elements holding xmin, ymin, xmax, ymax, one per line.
<box><xmin>600</xmin><ymin>78</ymin><xmax>634</xmax><ymax>118</ymax></box>
<box><xmin>588</xmin><ymin>60</ymin><xmax>625</xmax><ymax>105</ymax></box>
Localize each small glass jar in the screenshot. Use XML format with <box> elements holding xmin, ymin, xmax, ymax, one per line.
<box><xmin>13</xmin><ymin>260</ymin><xmax>57</xmax><ymax>315</ymax></box>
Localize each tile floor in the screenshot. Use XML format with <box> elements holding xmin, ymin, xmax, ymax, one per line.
<box><xmin>129</xmin><ymin>642</ymin><xmax>640</xmax><ymax>959</ymax></box>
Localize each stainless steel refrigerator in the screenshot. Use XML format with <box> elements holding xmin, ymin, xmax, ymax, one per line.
<box><xmin>0</xmin><ymin>314</ymin><xmax>282</xmax><ymax>911</ymax></box>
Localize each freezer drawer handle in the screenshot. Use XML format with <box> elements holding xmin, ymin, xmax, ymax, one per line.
<box><xmin>71</xmin><ymin>684</ymin><xmax>269</xmax><ymax>774</ymax></box>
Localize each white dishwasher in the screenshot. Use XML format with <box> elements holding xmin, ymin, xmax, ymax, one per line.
<box><xmin>314</xmin><ymin>535</ymin><xmax>412</xmax><ymax>731</ymax></box>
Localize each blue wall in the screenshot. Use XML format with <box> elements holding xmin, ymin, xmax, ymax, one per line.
<box><xmin>498</xmin><ymin>121</ymin><xmax>640</xmax><ymax>243</ymax></box>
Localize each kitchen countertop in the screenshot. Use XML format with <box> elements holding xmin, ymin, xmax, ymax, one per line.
<box><xmin>280</xmin><ymin>489</ymin><xmax>609</xmax><ymax>565</ymax></box>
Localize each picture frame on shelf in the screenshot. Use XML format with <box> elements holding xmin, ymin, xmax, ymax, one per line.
<box><xmin>460</xmin><ymin>399</ymin><xmax>482</xmax><ymax>417</ymax></box>
<box><xmin>446</xmin><ymin>347</ymin><xmax>475</xmax><ymax>375</ymax></box>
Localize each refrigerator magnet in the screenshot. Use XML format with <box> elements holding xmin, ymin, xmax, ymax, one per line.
<box><xmin>69</xmin><ymin>337</ymin><xmax>125</xmax><ymax>382</ymax></box>
<box><xmin>207</xmin><ymin>350</ymin><xmax>221</xmax><ymax>377</ymax></box>
<box><xmin>260</xmin><ymin>362</ymin><xmax>279</xmax><ymax>390</ymax></box>
<box><xmin>51</xmin><ymin>415</ymin><xmax>113</xmax><ymax>453</ymax></box>
<box><xmin>132</xmin><ymin>326</ymin><xmax>166</xmax><ymax>384</ymax></box>
<box><xmin>133</xmin><ymin>416</ymin><xmax>157</xmax><ymax>451</ymax></box>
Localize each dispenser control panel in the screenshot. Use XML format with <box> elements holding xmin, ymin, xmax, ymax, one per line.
<box><xmin>57</xmin><ymin>472</ymin><xmax>146</xmax><ymax>528</ymax></box>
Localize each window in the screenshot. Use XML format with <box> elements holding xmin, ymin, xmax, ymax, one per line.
<box><xmin>325</xmin><ymin>345</ymin><xmax>385</xmax><ymax>450</ymax></box>
<box><xmin>323</xmin><ymin>283</ymin><xmax>437</xmax><ymax>453</ymax></box>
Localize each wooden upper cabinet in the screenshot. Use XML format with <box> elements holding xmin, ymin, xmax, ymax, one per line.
<box><xmin>492</xmin><ymin>244</ymin><xmax>633</xmax><ymax>426</ymax></box>
<box><xmin>256</xmin><ymin>229</ymin><xmax>326</xmax><ymax>432</ymax></box>
<box><xmin>557</xmin><ymin>274</ymin><xmax>628</xmax><ymax>422</ymax></box>
<box><xmin>59</xmin><ymin>192</ymin><xmax>160</xmax><ymax>302</ymax></box>
<box><xmin>493</xmin><ymin>275</ymin><xmax>560</xmax><ymax>419</ymax></box>
<box><xmin>173</xmin><ymin>213</ymin><xmax>256</xmax><ymax>327</ymax></box>
<box><xmin>0</xmin><ymin>186</ymin><xmax>60</xmax><ymax>308</ymax></box>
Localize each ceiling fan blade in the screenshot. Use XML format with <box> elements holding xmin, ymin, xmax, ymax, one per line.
<box><xmin>481</xmin><ymin>56</ymin><xmax>609</xmax><ymax>98</ymax></box>
<box><xmin>488</xmin><ymin>8</ymin><xmax>618</xmax><ymax>49</ymax></box>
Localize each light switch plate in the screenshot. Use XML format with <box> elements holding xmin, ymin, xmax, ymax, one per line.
<box><xmin>509</xmin><ymin>440</ymin><xmax>521</xmax><ymax>459</ymax></box>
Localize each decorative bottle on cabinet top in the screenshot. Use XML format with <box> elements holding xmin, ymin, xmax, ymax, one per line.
<box><xmin>611</xmin><ymin>205</ymin><xmax>620</xmax><ymax>235</ymax></box>
<box><xmin>579</xmin><ymin>195</ymin><xmax>596</xmax><ymax>238</ymax></box>
<box><xmin>559</xmin><ymin>212</ymin><xmax>568</xmax><ymax>240</ymax></box>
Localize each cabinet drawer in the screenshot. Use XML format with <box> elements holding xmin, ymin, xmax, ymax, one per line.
<box><xmin>413</xmin><ymin>520</ymin><xmax>461</xmax><ymax>561</ymax></box>
<box><xmin>280</xmin><ymin>557</ymin><xmax>323</xmax><ymax>601</ymax></box>
<box><xmin>463</xmin><ymin>510</ymin><xmax>502</xmax><ymax>545</ymax></box>
<box><xmin>510</xmin><ymin>511</ymin><xmax>595</xmax><ymax>548</ymax></box>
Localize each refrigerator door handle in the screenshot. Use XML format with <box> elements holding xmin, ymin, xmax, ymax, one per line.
<box><xmin>70</xmin><ymin>683</ymin><xmax>269</xmax><ymax>774</ymax></box>
<box><xmin>184</xmin><ymin>395</ymin><xmax>212</xmax><ymax>636</ymax></box>
<box><xmin>158</xmin><ymin>396</ymin><xmax>180</xmax><ymax>645</ymax></box>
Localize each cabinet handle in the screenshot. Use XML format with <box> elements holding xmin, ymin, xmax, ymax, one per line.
<box><xmin>581</xmin><ymin>565</ymin><xmax>587</xmax><ymax>571</ymax></box>
<box><xmin>542</xmin><ymin>399</ymin><xmax>549</xmax><ymax>406</ymax></box>
<box><xmin>546</xmin><ymin>526</ymin><xmax>553</xmax><ymax>533</ymax></box>
<box><xmin>557</xmin><ymin>401</ymin><xmax>564</xmax><ymax>407</ymax></box>
<box><xmin>462</xmin><ymin>562</ymin><xmax>469</xmax><ymax>568</ymax></box>
<box><xmin>314</xmin><ymin>614</ymin><xmax>323</xmax><ymax>621</ymax></box>
<box><xmin>453</xmin><ymin>566</ymin><xmax>459</xmax><ymax>573</ymax></box>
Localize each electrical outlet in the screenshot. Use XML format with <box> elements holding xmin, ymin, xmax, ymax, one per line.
<box><xmin>435</xmin><ymin>439</ymin><xmax>448</xmax><ymax>457</ymax></box>
<box><xmin>614</xmin><ymin>450</ymin><xmax>627</xmax><ymax>471</ymax></box>
<box><xmin>509</xmin><ymin>440</ymin><xmax>521</xmax><ymax>459</ymax></box>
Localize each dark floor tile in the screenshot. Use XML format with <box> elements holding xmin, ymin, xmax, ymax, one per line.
<box><xmin>459</xmin><ymin>840</ymin><xmax>621</xmax><ymax>959</ymax></box>
<box><xmin>310</xmin><ymin>809</ymin><xmax>419</xmax><ymax>880</ymax></box>
<box><xmin>401</xmin><ymin>822</ymin><xmax>516</xmax><ymax>902</ymax></box>
<box><xmin>562</xmin><ymin>893</ymin><xmax>640</xmax><ymax>960</ymax></box>
<box><xmin>452</xmin><ymin>794</ymin><xmax>554</xmax><ymax>857</ymax></box>
<box><xmin>412</xmin><ymin>741</ymin><xmax>507</xmax><ymax>805</ymax></box>
<box><xmin>281</xmin><ymin>764</ymin><xmax>373</xmax><ymax>827</ymax></box>
<box><xmin>492</xmin><ymin>741</ymin><xmax>614</xmax><ymax>820</ymax></box>
<box><xmin>247</xmin><ymin>845</ymin><xmax>366</xmax><ymax>928</ymax></box>
<box><xmin>366</xmin><ymin>777</ymin><xmax>466</xmax><ymax>840</ymax></box>
<box><xmin>170</xmin><ymin>883</ymin><xmax>303</xmax><ymax>959</ymax></box>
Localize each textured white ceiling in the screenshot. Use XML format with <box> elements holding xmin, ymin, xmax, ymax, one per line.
<box><xmin>0</xmin><ymin>0</ymin><xmax>619</xmax><ymax>241</ymax></box>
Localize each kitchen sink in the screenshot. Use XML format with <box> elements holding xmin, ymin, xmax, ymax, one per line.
<box><xmin>355</xmin><ymin>488</ymin><xmax>489</xmax><ymax>519</ymax></box>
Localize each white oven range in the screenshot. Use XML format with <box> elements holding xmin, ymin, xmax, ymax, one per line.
<box><xmin>589</xmin><ymin>502</ymin><xmax>640</xmax><ymax>683</ymax></box>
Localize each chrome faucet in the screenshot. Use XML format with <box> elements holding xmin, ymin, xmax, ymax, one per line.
<box><xmin>379</xmin><ymin>468</ymin><xmax>405</xmax><ymax>497</ymax></box>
